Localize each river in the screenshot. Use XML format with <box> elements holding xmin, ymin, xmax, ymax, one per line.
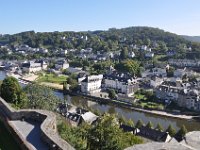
<box><xmin>0</xmin><ymin>71</ymin><xmax>200</xmax><ymax>132</ymax></box>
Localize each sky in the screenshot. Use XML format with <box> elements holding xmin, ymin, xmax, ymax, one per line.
<box><xmin>0</xmin><ymin>0</ymin><xmax>200</xmax><ymax>35</ymax></box>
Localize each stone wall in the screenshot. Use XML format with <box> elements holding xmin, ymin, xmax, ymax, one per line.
<box><xmin>0</xmin><ymin>97</ymin><xmax>75</xmax><ymax>150</ymax></box>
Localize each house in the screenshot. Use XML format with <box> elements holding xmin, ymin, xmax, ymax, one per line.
<box><xmin>55</xmin><ymin>59</ymin><xmax>69</xmax><ymax>70</ymax></box>
<box><xmin>81</xmin><ymin>74</ymin><xmax>103</xmax><ymax>94</ymax></box>
<box><xmin>178</xmin><ymin>89</ymin><xmax>200</xmax><ymax>111</ymax></box>
<box><xmin>174</xmin><ymin>68</ymin><xmax>186</xmax><ymax>78</ymax></box>
<box><xmin>150</xmin><ymin>77</ymin><xmax>164</xmax><ymax>88</ymax></box>
<box><xmin>104</xmin><ymin>73</ymin><xmax>138</xmax><ymax>97</ymax></box>
<box><xmin>39</xmin><ymin>48</ymin><xmax>48</xmax><ymax>54</ymax></box>
<box><xmin>67</xmin><ymin>67</ymin><xmax>83</xmax><ymax>74</ymax></box>
<box><xmin>137</xmin><ymin>126</ymin><xmax>172</xmax><ymax>142</ymax></box>
<box><xmin>128</xmin><ymin>51</ymin><xmax>135</xmax><ymax>58</ymax></box>
<box><xmin>168</xmin><ymin>59</ymin><xmax>200</xmax><ymax>68</ymax></box>
<box><xmin>97</xmin><ymin>54</ymin><xmax>107</xmax><ymax>61</ymax></box>
<box><xmin>120</xmin><ymin>124</ymin><xmax>171</xmax><ymax>142</ymax></box>
<box><xmin>155</xmin><ymin>80</ymin><xmax>183</xmax><ymax>102</ymax></box>
<box><xmin>21</xmin><ymin>61</ymin><xmax>42</xmax><ymax>73</ymax></box>
<box><xmin>145</xmin><ymin>52</ymin><xmax>154</xmax><ymax>58</ymax></box>
<box><xmin>35</xmin><ymin>60</ymin><xmax>48</xmax><ymax>70</ymax></box>
<box><xmin>141</xmin><ymin>45</ymin><xmax>148</xmax><ymax>51</ymax></box>
<box><xmin>77</xmin><ymin>72</ymin><xmax>89</xmax><ymax>84</ymax></box>
<box><xmin>120</xmin><ymin>124</ymin><xmax>138</xmax><ymax>134</ymax></box>
<box><xmin>60</xmin><ymin>49</ymin><xmax>68</xmax><ymax>55</ymax></box>
<box><xmin>57</xmin><ymin>104</ymin><xmax>98</xmax><ymax>126</ymax></box>
<box><xmin>166</xmin><ymin>50</ymin><xmax>176</xmax><ymax>57</ymax></box>
<box><xmin>141</xmin><ymin>68</ymin><xmax>167</xmax><ymax>78</ymax></box>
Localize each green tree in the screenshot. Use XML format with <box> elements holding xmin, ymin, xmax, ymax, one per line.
<box><xmin>135</xmin><ymin>119</ymin><xmax>143</xmax><ymax>128</ymax></box>
<box><xmin>23</xmin><ymin>84</ymin><xmax>59</xmax><ymax>110</ymax></box>
<box><xmin>120</xmin><ymin>47</ymin><xmax>128</xmax><ymax>60</ymax></box>
<box><xmin>108</xmin><ymin>89</ymin><xmax>116</xmax><ymax>99</ymax></box>
<box><xmin>176</xmin><ymin>125</ymin><xmax>187</xmax><ymax>137</ymax></box>
<box><xmin>119</xmin><ymin>116</ymin><xmax>126</xmax><ymax>124</ymax></box>
<box><xmin>146</xmin><ymin>121</ymin><xmax>153</xmax><ymax>129</ymax></box>
<box><xmin>0</xmin><ymin>77</ymin><xmax>25</xmax><ymax>106</ymax></box>
<box><xmin>115</xmin><ymin>59</ymin><xmax>141</xmax><ymax>76</ymax></box>
<box><xmin>166</xmin><ymin>124</ymin><xmax>176</xmax><ymax>137</ymax></box>
<box><xmin>155</xmin><ymin>123</ymin><xmax>163</xmax><ymax>131</ymax></box>
<box><xmin>66</xmin><ymin>77</ymin><xmax>78</xmax><ymax>92</ymax></box>
<box><xmin>166</xmin><ymin>66</ymin><xmax>175</xmax><ymax>77</ymax></box>
<box><xmin>127</xmin><ymin>119</ymin><xmax>134</xmax><ymax>127</ymax></box>
<box><xmin>87</xmin><ymin>114</ymin><xmax>143</xmax><ymax>150</ymax></box>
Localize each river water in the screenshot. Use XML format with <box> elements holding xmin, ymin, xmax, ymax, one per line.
<box><xmin>1</xmin><ymin>71</ymin><xmax>200</xmax><ymax>132</ymax></box>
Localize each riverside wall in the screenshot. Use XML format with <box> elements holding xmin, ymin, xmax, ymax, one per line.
<box><xmin>0</xmin><ymin>97</ymin><xmax>75</xmax><ymax>150</ymax></box>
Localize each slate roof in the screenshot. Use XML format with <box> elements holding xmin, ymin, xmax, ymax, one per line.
<box><xmin>137</xmin><ymin>126</ymin><xmax>170</xmax><ymax>142</ymax></box>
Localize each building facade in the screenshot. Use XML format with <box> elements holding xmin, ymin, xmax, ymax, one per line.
<box><xmin>81</xmin><ymin>74</ymin><xmax>103</xmax><ymax>94</ymax></box>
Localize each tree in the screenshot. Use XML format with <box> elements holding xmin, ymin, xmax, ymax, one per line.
<box><xmin>66</xmin><ymin>77</ymin><xmax>78</xmax><ymax>92</ymax></box>
<box><xmin>127</xmin><ymin>119</ymin><xmax>134</xmax><ymax>127</ymax></box>
<box><xmin>119</xmin><ymin>116</ymin><xmax>126</xmax><ymax>124</ymax></box>
<box><xmin>23</xmin><ymin>84</ymin><xmax>59</xmax><ymax>110</ymax></box>
<box><xmin>156</xmin><ymin>123</ymin><xmax>163</xmax><ymax>131</ymax></box>
<box><xmin>146</xmin><ymin>121</ymin><xmax>153</xmax><ymax>129</ymax></box>
<box><xmin>115</xmin><ymin>59</ymin><xmax>141</xmax><ymax>76</ymax></box>
<box><xmin>135</xmin><ymin>119</ymin><xmax>143</xmax><ymax>128</ymax></box>
<box><xmin>108</xmin><ymin>89</ymin><xmax>116</xmax><ymax>99</ymax></box>
<box><xmin>87</xmin><ymin>114</ymin><xmax>143</xmax><ymax>150</ymax></box>
<box><xmin>166</xmin><ymin>66</ymin><xmax>174</xmax><ymax>77</ymax></box>
<box><xmin>120</xmin><ymin>47</ymin><xmax>128</xmax><ymax>60</ymax></box>
<box><xmin>0</xmin><ymin>77</ymin><xmax>25</xmax><ymax>106</ymax></box>
<box><xmin>176</xmin><ymin>125</ymin><xmax>187</xmax><ymax>137</ymax></box>
<box><xmin>166</xmin><ymin>124</ymin><xmax>176</xmax><ymax>137</ymax></box>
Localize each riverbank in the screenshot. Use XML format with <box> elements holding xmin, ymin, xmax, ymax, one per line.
<box><xmin>74</xmin><ymin>93</ymin><xmax>199</xmax><ymax>121</ymax></box>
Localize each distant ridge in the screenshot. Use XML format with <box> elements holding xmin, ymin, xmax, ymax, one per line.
<box><xmin>182</xmin><ymin>35</ymin><xmax>200</xmax><ymax>43</ymax></box>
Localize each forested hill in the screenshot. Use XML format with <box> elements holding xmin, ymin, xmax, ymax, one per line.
<box><xmin>0</xmin><ymin>26</ymin><xmax>199</xmax><ymax>52</ymax></box>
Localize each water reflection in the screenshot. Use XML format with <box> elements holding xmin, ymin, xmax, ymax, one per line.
<box><xmin>62</xmin><ymin>95</ymin><xmax>200</xmax><ymax>132</ymax></box>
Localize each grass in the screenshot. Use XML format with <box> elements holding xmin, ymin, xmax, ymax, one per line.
<box><xmin>37</xmin><ymin>73</ymin><xmax>67</xmax><ymax>84</ymax></box>
<box><xmin>134</xmin><ymin>92</ymin><xmax>164</xmax><ymax>110</ymax></box>
<box><xmin>134</xmin><ymin>94</ymin><xmax>147</xmax><ymax>100</ymax></box>
<box><xmin>138</xmin><ymin>101</ymin><xmax>164</xmax><ymax>110</ymax></box>
<box><xmin>0</xmin><ymin>121</ymin><xmax>21</xmax><ymax>150</ymax></box>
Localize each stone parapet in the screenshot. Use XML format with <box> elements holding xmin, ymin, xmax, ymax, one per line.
<box><xmin>0</xmin><ymin>97</ymin><xmax>75</xmax><ymax>150</ymax></box>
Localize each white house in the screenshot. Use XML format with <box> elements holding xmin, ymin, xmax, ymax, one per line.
<box><xmin>60</xmin><ymin>49</ymin><xmax>68</xmax><ymax>55</ymax></box>
<box><xmin>141</xmin><ymin>45</ymin><xmax>148</xmax><ymax>51</ymax></box>
<box><xmin>22</xmin><ymin>61</ymin><xmax>42</xmax><ymax>73</ymax></box>
<box><xmin>128</xmin><ymin>51</ymin><xmax>135</xmax><ymax>58</ymax></box>
<box><xmin>81</xmin><ymin>74</ymin><xmax>103</xmax><ymax>94</ymax></box>
<box><xmin>104</xmin><ymin>73</ymin><xmax>138</xmax><ymax>97</ymax></box>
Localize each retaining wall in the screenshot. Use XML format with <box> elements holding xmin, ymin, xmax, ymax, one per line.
<box><xmin>0</xmin><ymin>97</ymin><xmax>75</xmax><ymax>150</ymax></box>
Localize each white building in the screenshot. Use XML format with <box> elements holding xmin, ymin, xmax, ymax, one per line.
<box><xmin>22</xmin><ymin>61</ymin><xmax>42</xmax><ymax>73</ymax></box>
<box><xmin>81</xmin><ymin>74</ymin><xmax>103</xmax><ymax>94</ymax></box>
<box><xmin>104</xmin><ymin>74</ymin><xmax>138</xmax><ymax>97</ymax></box>
<box><xmin>128</xmin><ymin>51</ymin><xmax>135</xmax><ymax>58</ymax></box>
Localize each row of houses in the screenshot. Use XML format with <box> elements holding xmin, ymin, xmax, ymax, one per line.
<box><xmin>169</xmin><ymin>59</ymin><xmax>200</xmax><ymax>68</ymax></box>
<box><xmin>155</xmin><ymin>79</ymin><xmax>200</xmax><ymax>111</ymax></box>
<box><xmin>79</xmin><ymin>72</ymin><xmax>138</xmax><ymax>97</ymax></box>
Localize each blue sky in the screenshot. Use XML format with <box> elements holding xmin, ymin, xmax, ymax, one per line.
<box><xmin>0</xmin><ymin>0</ymin><xmax>200</xmax><ymax>35</ymax></box>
